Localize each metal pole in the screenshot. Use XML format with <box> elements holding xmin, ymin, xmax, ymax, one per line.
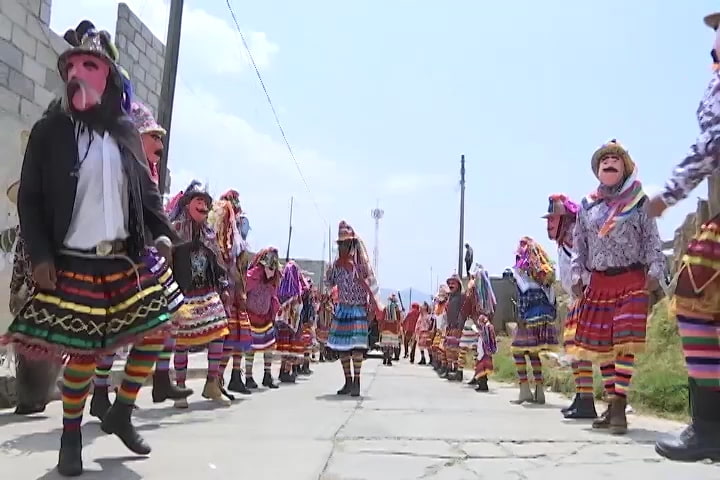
<box><xmin>457</xmin><ymin>154</ymin><xmax>466</xmax><ymax>276</ymax></box>
<box><xmin>157</xmin><ymin>0</ymin><xmax>184</xmax><ymax>196</ymax></box>
<box><xmin>285</xmin><ymin>196</ymin><xmax>293</xmax><ymax>262</ymax></box>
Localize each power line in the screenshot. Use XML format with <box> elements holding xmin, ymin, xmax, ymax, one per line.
<box><xmin>224</xmin><ymin>0</ymin><xmax>328</xmax><ymax>228</ymax></box>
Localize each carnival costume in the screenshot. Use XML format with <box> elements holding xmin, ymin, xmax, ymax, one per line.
<box><xmin>325</xmin><ymin>221</ymin><xmax>381</xmax><ymax>397</ymax></box>
<box><xmin>210</xmin><ymin>190</ymin><xmax>253</xmax><ymax>395</ymax></box>
<box><xmin>276</xmin><ymin>260</ymin><xmax>309</xmax><ymax>383</ymax></box>
<box><xmin>653</xmin><ymin>15</ymin><xmax>720</xmax><ymax>460</ymax></box>
<box><xmin>414</xmin><ymin>302</ymin><xmax>433</xmax><ymax>365</ymax></box>
<box><xmin>380</xmin><ymin>294</ymin><xmax>402</xmax><ymax>366</ymax></box>
<box><xmin>316</xmin><ymin>290</ymin><xmax>334</xmax><ymax>361</ymax></box>
<box><xmin>91</xmin><ymin>100</ymin><xmax>191</xmax><ymax>420</ymax></box>
<box><xmin>543</xmin><ymin>193</ymin><xmax>597</xmax><ymax>419</ymax></box>
<box><xmin>432</xmin><ymin>285</ymin><xmax>449</xmax><ymax>375</ymax></box>
<box><xmin>510</xmin><ymin>236</ymin><xmax>559</xmax><ymax>405</ymax></box>
<box><xmin>245</xmin><ymin>247</ymin><xmax>281</xmax><ymax>389</ymax></box>
<box><xmin>466</xmin><ymin>267</ymin><xmax>497</xmax><ymax>391</ymax></box>
<box><xmin>1</xmin><ymin>21</ymin><xmax>184</xmax><ymax>476</ymax></box>
<box><xmin>443</xmin><ymin>274</ymin><xmax>466</xmax><ymax>381</ymax></box>
<box><xmin>297</xmin><ymin>282</ymin><xmax>316</xmax><ymax>375</ymax></box>
<box><xmin>167</xmin><ymin>181</ymin><xmax>231</xmax><ymax>407</ymax></box>
<box><xmin>403</xmin><ymin>302</ymin><xmax>420</xmax><ymax>363</ymax></box>
<box><xmin>571</xmin><ymin>140</ymin><xmax>664</xmax><ymax>434</ymax></box>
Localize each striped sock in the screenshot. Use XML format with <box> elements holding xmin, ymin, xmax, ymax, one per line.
<box><xmin>600</xmin><ymin>362</ymin><xmax>616</xmax><ymax>396</ymax></box>
<box><xmin>263</xmin><ymin>352</ymin><xmax>272</xmax><ymax>373</ymax></box>
<box><xmin>207</xmin><ymin>338</ymin><xmax>224</xmax><ymax>380</ymax></box>
<box><xmin>219</xmin><ymin>344</ymin><xmax>233</xmax><ymax>376</ymax></box>
<box><xmin>174</xmin><ymin>346</ymin><xmax>189</xmax><ymax>387</ymax></box>
<box><xmin>245</xmin><ymin>352</ymin><xmax>255</xmax><ymax>376</ymax></box>
<box><xmin>155</xmin><ymin>336</ymin><xmax>175</xmax><ymax>372</ymax></box>
<box><xmin>528</xmin><ymin>353</ymin><xmax>543</xmax><ymax>384</ymax></box>
<box><xmin>341</xmin><ymin>354</ymin><xmax>352</xmax><ymax>379</ymax></box>
<box><xmin>62</xmin><ymin>357</ymin><xmax>96</xmax><ymax>432</ymax></box>
<box><xmin>116</xmin><ymin>337</ymin><xmax>164</xmax><ymax>405</ymax></box>
<box><xmin>352</xmin><ymin>351</ymin><xmax>363</xmax><ymax>377</ymax></box>
<box><xmin>614</xmin><ymin>354</ymin><xmax>635</xmax><ymax>398</ymax></box>
<box><xmin>93</xmin><ymin>354</ymin><xmax>115</xmax><ymax>388</ymax></box>
<box><xmin>513</xmin><ymin>353</ymin><xmax>528</xmax><ymax>383</ymax></box>
<box><xmin>232</xmin><ymin>352</ymin><xmax>244</xmax><ymax>372</ymax></box>
<box><xmin>678</xmin><ymin>316</ymin><xmax>720</xmax><ymax>390</ymax></box>
<box><xmin>576</xmin><ymin>360</ymin><xmax>594</xmax><ymax>395</ymax></box>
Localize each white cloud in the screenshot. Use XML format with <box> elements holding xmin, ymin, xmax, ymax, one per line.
<box><xmin>381</xmin><ymin>172</ymin><xmax>455</xmax><ymax>195</ymax></box>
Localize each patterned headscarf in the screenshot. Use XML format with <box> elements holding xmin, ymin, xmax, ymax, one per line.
<box><xmin>278</xmin><ymin>261</ymin><xmax>303</xmax><ymax>304</ymax></box>
<box><xmin>514</xmin><ymin>236</ymin><xmax>555</xmax><ymax>286</ymax></box>
<box><xmin>472</xmin><ymin>266</ymin><xmax>497</xmax><ymax>315</ymax></box>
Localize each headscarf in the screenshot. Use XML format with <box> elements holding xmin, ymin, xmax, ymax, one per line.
<box><xmin>514</xmin><ymin>236</ymin><xmax>555</xmax><ymax>286</ymax></box>
<box><xmin>472</xmin><ymin>266</ymin><xmax>497</xmax><ymax>316</ymax></box>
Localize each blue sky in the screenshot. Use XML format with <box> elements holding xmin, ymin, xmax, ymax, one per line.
<box><xmin>50</xmin><ymin>0</ymin><xmax>717</xmax><ymax>293</ymax></box>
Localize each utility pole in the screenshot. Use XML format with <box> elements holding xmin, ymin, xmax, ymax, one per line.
<box><xmin>457</xmin><ymin>154</ymin><xmax>466</xmax><ymax>277</ymax></box>
<box><xmin>157</xmin><ymin>0</ymin><xmax>184</xmax><ymax>197</ymax></box>
<box><xmin>285</xmin><ymin>197</ymin><xmax>294</xmax><ymax>262</ymax></box>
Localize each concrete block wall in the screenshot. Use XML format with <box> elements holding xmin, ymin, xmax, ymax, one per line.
<box><xmin>115</xmin><ymin>2</ymin><xmax>165</xmax><ymax>115</ymax></box>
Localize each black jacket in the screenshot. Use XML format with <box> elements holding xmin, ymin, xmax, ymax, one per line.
<box><xmin>17</xmin><ymin>101</ymin><xmax>179</xmax><ymax>266</ymax></box>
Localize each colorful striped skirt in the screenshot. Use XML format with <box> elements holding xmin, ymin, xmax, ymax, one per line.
<box><xmin>562</xmin><ymin>299</ymin><xmax>580</xmax><ymax>355</ymax></box>
<box><xmin>174</xmin><ymin>287</ymin><xmax>229</xmax><ymax>347</ymax></box>
<box><xmin>327</xmin><ymin>303</ymin><xmax>368</xmax><ymax>352</ymax></box>
<box><xmin>3</xmin><ymin>252</ymin><xmax>179</xmax><ymax>360</ymax></box>
<box><xmin>418</xmin><ymin>330</ymin><xmax>433</xmax><ymax>349</ymax></box>
<box><xmin>247</xmin><ymin>310</ymin><xmax>277</xmax><ymax>351</ymax></box>
<box><xmin>511</xmin><ymin>288</ymin><xmax>559</xmax><ymax>354</ymax></box>
<box><xmin>276</xmin><ymin>323</ymin><xmax>296</xmax><ymax>356</ymax></box>
<box><xmin>474</xmin><ymin>354</ymin><xmax>494</xmax><ymax>379</ymax></box>
<box><xmin>459</xmin><ymin>319</ymin><xmax>479</xmax><ymax>350</ymax></box>
<box><xmin>573</xmin><ymin>267</ymin><xmax>648</xmax><ymax>362</ymax></box>
<box><xmin>316</xmin><ymin>326</ymin><xmax>330</xmax><ymax>345</ymax></box>
<box><xmin>672</xmin><ymin>216</ymin><xmax>720</xmax><ymax>389</ymax></box>
<box><xmin>296</xmin><ymin>324</ymin><xmax>313</xmax><ymax>353</ymax></box>
<box><xmin>444</xmin><ymin>328</ymin><xmax>462</xmax><ymax>350</ymax></box>
<box><xmin>222</xmin><ymin>289</ymin><xmax>253</xmax><ymax>353</ymax></box>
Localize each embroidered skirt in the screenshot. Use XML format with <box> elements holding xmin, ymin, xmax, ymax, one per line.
<box><xmin>275</xmin><ymin>322</ymin><xmax>296</xmax><ymax>356</ymax></box>
<box><xmin>562</xmin><ymin>299</ymin><xmax>581</xmax><ymax>355</ymax></box>
<box><xmin>327</xmin><ymin>304</ymin><xmax>368</xmax><ymax>352</ymax></box>
<box><xmin>222</xmin><ymin>288</ymin><xmax>253</xmax><ymax>353</ymax></box>
<box><xmin>459</xmin><ymin>319</ymin><xmax>479</xmax><ymax>350</ymax></box>
<box><xmin>174</xmin><ymin>287</ymin><xmax>229</xmax><ymax>347</ymax></box>
<box><xmin>474</xmin><ymin>354</ymin><xmax>494</xmax><ymax>378</ymax></box>
<box><xmin>316</xmin><ymin>325</ymin><xmax>330</xmax><ymax>345</ymax></box>
<box><xmin>294</xmin><ymin>324</ymin><xmax>313</xmax><ymax>354</ymax></box>
<box><xmin>573</xmin><ymin>268</ymin><xmax>648</xmax><ymax>362</ymax></box>
<box><xmin>418</xmin><ymin>330</ymin><xmax>433</xmax><ymax>349</ymax></box>
<box><xmin>379</xmin><ymin>318</ymin><xmax>401</xmax><ymax>347</ymax></box>
<box><xmin>3</xmin><ymin>252</ymin><xmax>179</xmax><ymax>360</ymax></box>
<box><xmin>511</xmin><ymin>288</ymin><xmax>559</xmax><ymax>354</ymax></box>
<box><xmin>247</xmin><ymin>310</ymin><xmax>277</xmax><ymax>351</ymax></box>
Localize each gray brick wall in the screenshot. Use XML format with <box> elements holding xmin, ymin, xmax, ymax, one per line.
<box><xmin>115</xmin><ymin>2</ymin><xmax>165</xmax><ymax>115</ymax></box>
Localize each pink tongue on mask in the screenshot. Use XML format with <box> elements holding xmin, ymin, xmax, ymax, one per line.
<box><xmin>66</xmin><ymin>53</ymin><xmax>110</xmax><ymax>111</ymax></box>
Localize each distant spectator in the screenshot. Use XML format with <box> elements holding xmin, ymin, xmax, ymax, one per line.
<box><xmin>464</xmin><ymin>243</ymin><xmax>474</xmax><ymax>278</ymax></box>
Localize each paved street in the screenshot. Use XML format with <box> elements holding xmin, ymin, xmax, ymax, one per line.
<box><xmin>1</xmin><ymin>358</ymin><xmax>719</xmax><ymax>479</ymax></box>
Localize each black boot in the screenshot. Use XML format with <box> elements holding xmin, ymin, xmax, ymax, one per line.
<box><xmin>151</xmin><ymin>370</ymin><xmax>193</xmax><ymax>403</ymax></box>
<box><xmin>468</xmin><ymin>376</ymin><xmax>478</xmax><ymax>386</ymax></box>
<box><xmin>302</xmin><ymin>360</ymin><xmax>313</xmax><ymax>375</ymax></box>
<box><xmin>57</xmin><ymin>429</ymin><xmax>83</xmax><ymax>477</ymax></box>
<box><xmin>89</xmin><ymin>385</ymin><xmax>111</xmax><ymax>421</ymax></box>
<box><xmin>475</xmin><ymin>376</ymin><xmax>489</xmax><ymax>392</ymax></box>
<box><xmin>563</xmin><ymin>395</ymin><xmax>598</xmax><ymax>419</ymax></box>
<box><xmin>656</xmin><ymin>379</ymin><xmax>720</xmax><ymax>462</ymax></box>
<box><xmin>100</xmin><ymin>401</ymin><xmax>151</xmax><ymax>455</ymax></box>
<box><xmin>279</xmin><ymin>370</ymin><xmax>296</xmax><ymax>383</ymax></box>
<box><xmin>561</xmin><ymin>394</ymin><xmax>580</xmax><ymax>415</ymax></box>
<box><xmin>350</xmin><ymin>376</ymin><xmax>360</xmax><ymax>397</ymax></box>
<box><xmin>319</xmin><ymin>351</ymin><xmax>326</xmax><ymax>362</ymax></box>
<box><xmin>337</xmin><ymin>377</ymin><xmax>352</xmax><ymax>395</ymax></box>
<box><xmin>245</xmin><ymin>374</ymin><xmax>258</xmax><ymax>389</ymax></box>
<box><xmin>227</xmin><ymin>370</ymin><xmax>252</xmax><ymax>394</ymax></box>
<box><xmin>262</xmin><ymin>371</ymin><xmax>278</xmax><ymax>389</ymax></box>
<box><xmin>419</xmin><ymin>355</ymin><xmax>427</xmax><ymax>365</ymax></box>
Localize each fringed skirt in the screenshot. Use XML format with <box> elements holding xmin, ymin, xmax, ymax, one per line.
<box><xmin>174</xmin><ymin>287</ymin><xmax>229</xmax><ymax>347</ymax></box>
<box><xmin>511</xmin><ymin>288</ymin><xmax>559</xmax><ymax>354</ymax></box>
<box><xmin>327</xmin><ymin>303</ymin><xmax>368</xmax><ymax>352</ymax></box>
<box><xmin>295</xmin><ymin>324</ymin><xmax>313</xmax><ymax>354</ymax></box>
<box><xmin>573</xmin><ymin>267</ymin><xmax>648</xmax><ymax>362</ymax></box>
<box><xmin>474</xmin><ymin>354</ymin><xmax>494</xmax><ymax>378</ymax></box>
<box><xmin>672</xmin><ymin>216</ymin><xmax>720</xmax><ymax>389</ymax></box>
<box><xmin>247</xmin><ymin>311</ymin><xmax>277</xmax><ymax>351</ymax></box>
<box><xmin>3</xmin><ymin>252</ymin><xmax>179</xmax><ymax>360</ymax></box>
<box><xmin>459</xmin><ymin>319</ymin><xmax>479</xmax><ymax>350</ymax></box>
<box><xmin>275</xmin><ymin>323</ymin><xmax>296</xmax><ymax>357</ymax></box>
<box><xmin>379</xmin><ymin>319</ymin><xmax>401</xmax><ymax>347</ymax></box>
<box><xmin>563</xmin><ymin>299</ymin><xmax>581</xmax><ymax>355</ymax></box>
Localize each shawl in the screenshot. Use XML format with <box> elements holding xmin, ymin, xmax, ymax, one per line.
<box><xmin>473</xmin><ymin>268</ymin><xmax>497</xmax><ymax>316</ymax></box>
<box><xmin>585</xmin><ymin>169</ymin><xmax>646</xmax><ymax>237</ymax></box>
<box><xmin>514</xmin><ymin>237</ymin><xmax>555</xmax><ymax>286</ymax></box>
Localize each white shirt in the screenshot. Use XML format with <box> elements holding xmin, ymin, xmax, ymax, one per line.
<box><xmin>558</xmin><ymin>245</ymin><xmax>573</xmax><ymax>297</ymax></box>
<box><xmin>64</xmin><ymin>128</ymin><xmax>129</xmax><ymax>249</ymax></box>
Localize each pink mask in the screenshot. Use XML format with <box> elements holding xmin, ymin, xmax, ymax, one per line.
<box><xmin>141</xmin><ymin>132</ymin><xmax>164</xmax><ymax>184</ymax></box>
<box><xmin>187</xmin><ymin>197</ymin><xmax>209</xmax><ymax>223</ymax></box>
<box><xmin>65</xmin><ymin>53</ymin><xmax>109</xmax><ymax>111</ymax></box>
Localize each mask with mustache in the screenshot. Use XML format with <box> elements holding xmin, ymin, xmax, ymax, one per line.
<box><xmin>597</xmin><ymin>155</ymin><xmax>625</xmax><ymax>187</ymax></box>
<box><xmin>187</xmin><ymin>196</ymin><xmax>210</xmax><ymax>223</ymax></box>
<box><xmin>140</xmin><ymin>131</ymin><xmax>164</xmax><ymax>184</ymax></box>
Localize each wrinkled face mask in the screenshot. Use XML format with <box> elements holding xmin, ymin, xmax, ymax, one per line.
<box><xmin>188</xmin><ymin>196</ymin><xmax>209</xmax><ymax>223</ymax></box>
<box><xmin>141</xmin><ymin>132</ymin><xmax>164</xmax><ymax>184</ymax></box>
<box><xmin>448</xmin><ymin>281</ymin><xmax>459</xmax><ymax>293</ymax></box>
<box><xmin>65</xmin><ymin>53</ymin><xmax>109</xmax><ymax>112</ymax></box>
<box><xmin>597</xmin><ymin>155</ymin><xmax>625</xmax><ymax>187</ymax></box>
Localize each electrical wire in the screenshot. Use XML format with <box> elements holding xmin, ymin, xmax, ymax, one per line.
<box><xmin>223</xmin><ymin>0</ymin><xmax>328</xmax><ymax>228</ymax></box>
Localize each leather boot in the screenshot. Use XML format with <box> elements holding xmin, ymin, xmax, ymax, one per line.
<box><xmin>419</xmin><ymin>355</ymin><xmax>427</xmax><ymax>365</ymax></box>
<box><xmin>350</xmin><ymin>376</ymin><xmax>360</xmax><ymax>397</ymax></box>
<box><xmin>592</xmin><ymin>403</ymin><xmax>612</xmax><ymax>429</ymax></box>
<box><xmin>337</xmin><ymin>377</ymin><xmax>352</xmax><ymax>395</ymax></box>
<box><xmin>151</xmin><ymin>370</ymin><xmax>193</xmax><ymax>403</ymax></box>
<box><xmin>656</xmin><ymin>379</ymin><xmax>720</xmax><ymax>461</ymax></box>
<box><xmin>475</xmin><ymin>376</ymin><xmax>489</xmax><ymax>392</ymax></box>
<box><xmin>511</xmin><ymin>383</ymin><xmax>534</xmax><ymax>404</ymax></box>
<box><xmin>561</xmin><ymin>394</ymin><xmax>579</xmax><ymax>415</ymax></box>
<box><xmin>57</xmin><ymin>429</ymin><xmax>83</xmax><ymax>477</ymax></box>
<box><xmin>468</xmin><ymin>376</ymin><xmax>478</xmax><ymax>386</ymax></box>
<box><xmin>89</xmin><ymin>385</ymin><xmax>111</xmax><ymax>421</ymax></box>
<box><xmin>279</xmin><ymin>370</ymin><xmax>295</xmax><ymax>383</ymax></box>
<box><xmin>227</xmin><ymin>370</ymin><xmax>251</xmax><ymax>394</ymax></box>
<box><xmin>564</xmin><ymin>394</ymin><xmax>598</xmax><ymax>419</ymax></box>
<box><xmin>100</xmin><ymin>401</ymin><xmax>151</xmax><ymax>455</ymax></box>
<box><xmin>534</xmin><ymin>383</ymin><xmax>546</xmax><ymax>405</ymax></box>
<box><xmin>262</xmin><ymin>371</ymin><xmax>278</xmax><ymax>389</ymax></box>
<box><xmin>245</xmin><ymin>375</ymin><xmax>258</xmax><ymax>389</ymax></box>
<box><xmin>302</xmin><ymin>360</ymin><xmax>313</xmax><ymax>375</ymax></box>
<box><xmin>201</xmin><ymin>378</ymin><xmax>232</xmax><ymax>406</ymax></box>
<box><xmin>609</xmin><ymin>396</ymin><xmax>628</xmax><ymax>435</ymax></box>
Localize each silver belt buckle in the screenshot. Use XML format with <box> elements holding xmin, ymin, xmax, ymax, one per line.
<box><xmin>96</xmin><ymin>241</ymin><xmax>113</xmax><ymax>256</ymax></box>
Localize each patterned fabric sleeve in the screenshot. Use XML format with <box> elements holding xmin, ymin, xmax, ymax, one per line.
<box><xmin>10</xmin><ymin>230</ymin><xmax>32</xmax><ymax>296</ymax></box>
<box><xmin>639</xmin><ymin>206</ymin><xmax>666</xmax><ymax>281</ymax></box>
<box><xmin>570</xmin><ymin>207</ymin><xmax>590</xmax><ymax>286</ymax></box>
<box><xmin>324</xmin><ymin>265</ymin><xmax>336</xmax><ymax>288</ymax></box>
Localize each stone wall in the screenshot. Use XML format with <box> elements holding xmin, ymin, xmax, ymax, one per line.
<box><xmin>114</xmin><ymin>2</ymin><xmax>164</xmax><ymax>115</ymax></box>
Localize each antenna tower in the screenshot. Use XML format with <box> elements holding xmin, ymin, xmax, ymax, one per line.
<box><xmin>371</xmin><ymin>201</ymin><xmax>384</xmax><ymax>280</ymax></box>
